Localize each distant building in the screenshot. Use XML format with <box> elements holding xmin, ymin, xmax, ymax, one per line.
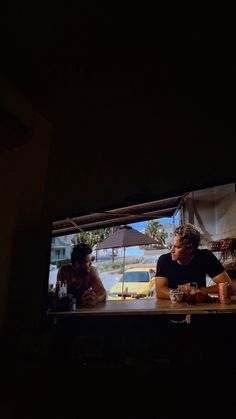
<box><xmin>50</xmin><ymin>235</ymin><xmax>73</xmax><ymax>262</ymax></box>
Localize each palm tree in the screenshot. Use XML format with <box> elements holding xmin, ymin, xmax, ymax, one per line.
<box><xmin>145</xmin><ymin>220</ymin><xmax>166</xmax><ymax>248</ymax></box>
<box><xmin>73</xmin><ymin>227</ymin><xmax>118</xmax><ymax>261</ymax></box>
<box><xmin>73</xmin><ymin>231</ymin><xmax>98</xmax><ymax>248</ymax></box>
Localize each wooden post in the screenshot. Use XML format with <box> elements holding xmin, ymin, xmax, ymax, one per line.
<box><xmin>112</xmin><ymin>227</ymin><xmax>115</xmax><ymax>263</ymax></box>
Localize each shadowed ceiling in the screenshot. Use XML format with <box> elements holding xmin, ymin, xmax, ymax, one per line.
<box><xmin>0</xmin><ymin>6</ymin><xmax>234</xmax><ymax>131</ymax></box>
<box><xmin>0</xmin><ymin>3</ymin><xmax>235</xmax><ymax>198</ymax></box>
<box><xmin>52</xmin><ymin>193</ymin><xmax>188</xmax><ymax>235</ymax></box>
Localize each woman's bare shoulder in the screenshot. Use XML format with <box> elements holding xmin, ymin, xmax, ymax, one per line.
<box><xmin>58</xmin><ymin>264</ymin><xmax>73</xmax><ymax>279</ymax></box>
<box><xmin>90</xmin><ymin>265</ymin><xmax>99</xmax><ymax>277</ymax></box>
<box><xmin>58</xmin><ymin>263</ymin><xmax>72</xmax><ymax>273</ymax></box>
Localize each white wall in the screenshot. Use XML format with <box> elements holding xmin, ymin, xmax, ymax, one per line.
<box><xmin>184</xmin><ymin>183</ymin><xmax>236</xmax><ymax>243</ymax></box>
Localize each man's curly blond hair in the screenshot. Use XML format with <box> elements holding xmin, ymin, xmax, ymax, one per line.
<box><xmin>174</xmin><ymin>223</ymin><xmax>201</xmax><ymax>252</ymax></box>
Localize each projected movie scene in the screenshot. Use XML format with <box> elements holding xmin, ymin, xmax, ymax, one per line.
<box><xmin>47</xmin><ymin>182</ymin><xmax>236</xmax><ymax>312</ymax></box>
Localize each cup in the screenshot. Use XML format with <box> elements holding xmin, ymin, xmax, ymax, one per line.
<box><xmin>169</xmin><ymin>289</ymin><xmax>184</xmax><ymax>303</ymax></box>
<box><xmin>175</xmin><ymin>291</ymin><xmax>184</xmax><ymax>302</ymax></box>
<box><xmin>186</xmin><ymin>282</ymin><xmax>198</xmax><ymax>305</ymax></box>
<box><xmin>169</xmin><ymin>289</ymin><xmax>177</xmax><ymax>303</ymax></box>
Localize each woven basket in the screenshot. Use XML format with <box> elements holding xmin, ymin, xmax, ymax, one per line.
<box><xmin>207</xmin><ymin>240</ymin><xmax>220</xmax><ymax>252</ymax></box>
<box><xmin>219</xmin><ymin>238</ymin><xmax>235</xmax><ymax>250</ymax></box>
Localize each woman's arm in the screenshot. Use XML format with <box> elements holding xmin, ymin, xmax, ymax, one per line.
<box><xmin>91</xmin><ymin>267</ymin><xmax>106</xmax><ymax>302</ymax></box>
<box><xmin>81</xmin><ymin>267</ymin><xmax>106</xmax><ymax>306</ymax></box>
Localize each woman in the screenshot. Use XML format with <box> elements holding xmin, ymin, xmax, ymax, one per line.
<box><xmin>57</xmin><ymin>242</ymin><xmax>106</xmax><ymax>307</ymax></box>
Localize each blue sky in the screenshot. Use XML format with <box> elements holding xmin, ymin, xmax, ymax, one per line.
<box><xmin>126</xmin><ymin>216</ymin><xmax>179</xmax><ymax>256</ymax></box>
<box><xmin>130</xmin><ymin>215</ymin><xmax>179</xmax><ymax>232</ymax></box>
<box><xmin>52</xmin><ymin>216</ymin><xmax>179</xmax><ymax>259</ymax></box>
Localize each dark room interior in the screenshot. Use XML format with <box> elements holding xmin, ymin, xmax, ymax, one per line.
<box><xmin>0</xmin><ymin>5</ymin><xmax>235</xmax><ymax>418</ymax></box>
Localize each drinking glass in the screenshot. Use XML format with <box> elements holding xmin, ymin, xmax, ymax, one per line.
<box><xmin>186</xmin><ymin>282</ymin><xmax>198</xmax><ymax>305</ymax></box>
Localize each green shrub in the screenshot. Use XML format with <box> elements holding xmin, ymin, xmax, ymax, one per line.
<box><xmin>95</xmin><ymin>257</ymin><xmax>144</xmax><ymax>273</ymax></box>
<box><xmin>56</xmin><ymin>259</ymin><xmax>71</xmax><ymax>268</ymax></box>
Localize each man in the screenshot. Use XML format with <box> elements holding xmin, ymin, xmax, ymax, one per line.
<box><xmin>57</xmin><ymin>242</ymin><xmax>106</xmax><ymax>307</ymax></box>
<box><xmin>155</xmin><ymin>223</ymin><xmax>232</xmax><ymax>301</ymax></box>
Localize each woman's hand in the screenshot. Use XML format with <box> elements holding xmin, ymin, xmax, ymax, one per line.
<box><xmin>80</xmin><ymin>288</ymin><xmax>97</xmax><ymax>307</ymax></box>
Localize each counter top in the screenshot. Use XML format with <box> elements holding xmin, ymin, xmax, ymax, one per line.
<box><xmin>47</xmin><ymin>297</ymin><xmax>236</xmax><ymax>318</ymax></box>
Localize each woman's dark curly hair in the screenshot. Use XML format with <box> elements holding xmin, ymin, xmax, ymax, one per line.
<box><xmin>174</xmin><ymin>223</ymin><xmax>201</xmax><ymax>252</ymax></box>
<box><xmin>71</xmin><ymin>242</ymin><xmax>92</xmax><ymax>265</ymax></box>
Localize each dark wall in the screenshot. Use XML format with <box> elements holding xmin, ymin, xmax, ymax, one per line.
<box><xmin>1</xmin><ymin>10</ymin><xmax>236</xmax><ymax>417</ymax></box>
<box><xmin>0</xmin><ymin>3</ymin><xmax>235</xmax><ymax>357</ymax></box>
<box><xmin>1</xmin><ymin>70</ymin><xmax>236</xmax><ymax>335</ymax></box>
<box><xmin>0</xmin><ymin>79</ymin><xmax>52</xmax><ymax>335</ymax></box>
<box><xmin>42</xmin><ymin>69</ymin><xmax>236</xmax><ymax>219</ymax></box>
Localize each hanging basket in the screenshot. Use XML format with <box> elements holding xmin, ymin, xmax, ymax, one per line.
<box><xmin>219</xmin><ymin>238</ymin><xmax>236</xmax><ymax>250</ymax></box>
<box><xmin>207</xmin><ymin>240</ymin><xmax>220</xmax><ymax>252</ymax></box>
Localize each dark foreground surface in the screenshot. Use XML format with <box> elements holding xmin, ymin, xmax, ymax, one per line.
<box><xmin>1</xmin><ymin>314</ymin><xmax>236</xmax><ymax>418</ymax></box>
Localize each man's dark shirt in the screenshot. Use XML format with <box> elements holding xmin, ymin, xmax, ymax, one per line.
<box><xmin>155</xmin><ymin>249</ymin><xmax>224</xmax><ymax>289</ymax></box>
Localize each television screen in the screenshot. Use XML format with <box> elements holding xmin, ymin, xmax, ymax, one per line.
<box><xmin>46</xmin><ymin>181</ymin><xmax>236</xmax><ymax>313</ymax></box>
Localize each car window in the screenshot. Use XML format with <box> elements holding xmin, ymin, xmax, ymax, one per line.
<box><xmin>121</xmin><ymin>271</ymin><xmax>149</xmax><ymax>282</ymax></box>
<box><xmin>150</xmin><ymin>270</ymin><xmax>156</xmax><ymax>278</ymax></box>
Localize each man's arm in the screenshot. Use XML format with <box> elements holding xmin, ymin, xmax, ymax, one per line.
<box><xmin>199</xmin><ymin>270</ymin><xmax>233</xmax><ymax>295</ymax></box>
<box><xmin>155</xmin><ymin>276</ymin><xmax>171</xmax><ymax>299</ymax></box>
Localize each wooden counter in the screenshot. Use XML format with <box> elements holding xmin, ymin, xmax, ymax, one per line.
<box><xmin>46</xmin><ymin>297</ymin><xmax>236</xmax><ymax>370</ymax></box>
<box><xmin>47</xmin><ymin>296</ymin><xmax>236</xmax><ymax>318</ymax></box>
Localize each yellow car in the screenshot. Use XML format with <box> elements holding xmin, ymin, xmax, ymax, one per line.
<box><xmin>108</xmin><ymin>265</ymin><xmax>156</xmax><ymax>299</ymax></box>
